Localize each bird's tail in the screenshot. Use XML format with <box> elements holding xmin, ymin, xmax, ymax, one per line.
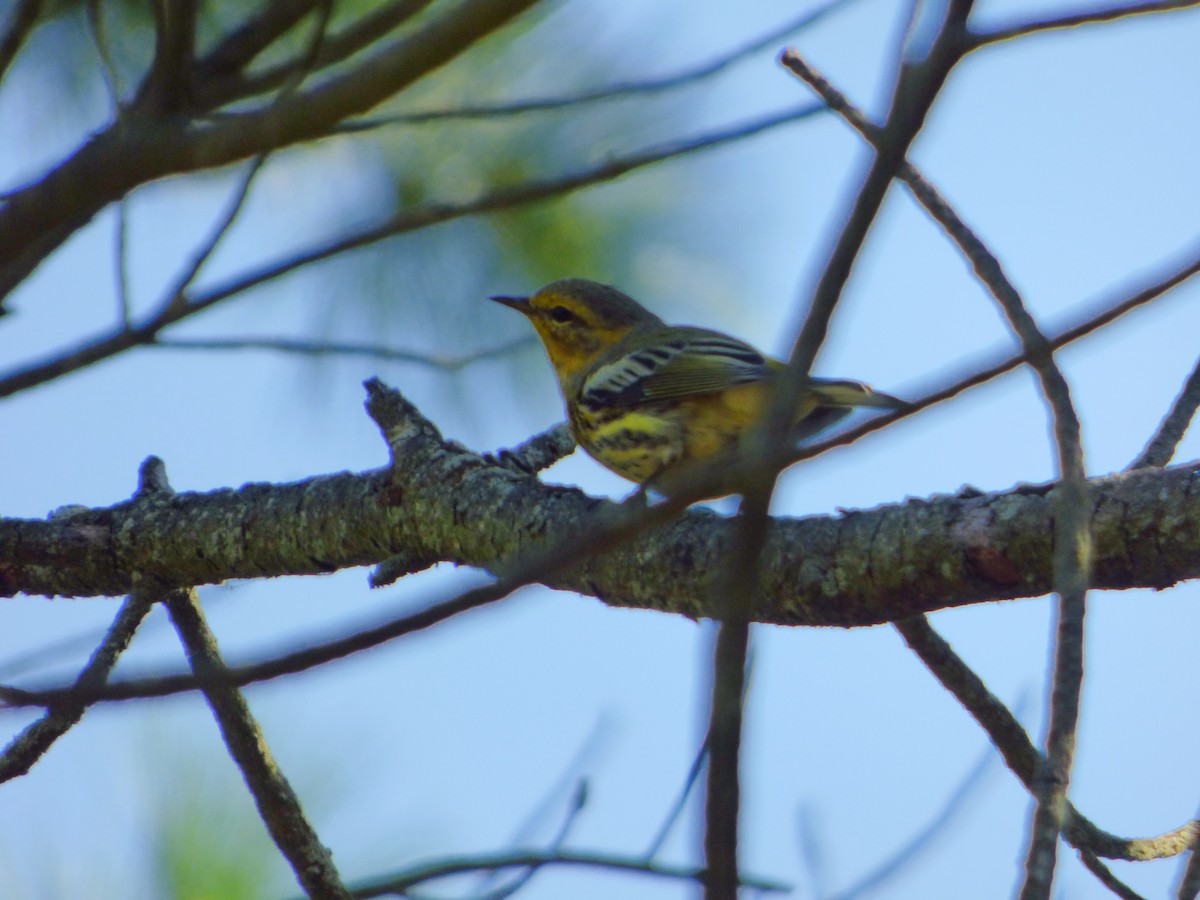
<box><xmin>808</xmin><ymin>378</ymin><xmax>908</xmax><ymax>410</ymax></box>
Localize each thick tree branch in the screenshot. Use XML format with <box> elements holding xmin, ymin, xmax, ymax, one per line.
<box><xmin>3</xmin><ymin>381</ymin><xmax>1199</xmax><ymax>625</ymax></box>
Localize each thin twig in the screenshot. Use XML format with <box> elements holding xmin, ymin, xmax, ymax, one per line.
<box><xmin>332</xmin><ymin>0</ymin><xmax>865</xmax><ymax>129</ymax></box>
<box><xmin>466</xmin><ymin>781</ymin><xmax>589</xmax><ymax>900</ymax></box>
<box><xmin>781</xmin><ymin>239</ymin><xmax>1200</xmax><ymax>469</ymax></box>
<box><xmin>156</xmin><ymin>152</ymin><xmax>271</xmax><ymax>314</ymax></box>
<box><xmin>153</xmin><ymin>334</ymin><xmax>537</xmax><ymax>370</ymax></box>
<box><xmin>1178</xmin><ymin>842</ymin><xmax>1200</xmax><ymax>899</ymax></box>
<box><xmin>644</xmin><ymin>748</ymin><xmax>706</xmax><ymax>861</ymax></box>
<box><xmin>270</xmin><ymin>0</ymin><xmax>333</xmax><ymax>101</ymax></box>
<box><xmin>968</xmin><ymin>0</ymin><xmax>1200</xmax><ymax>49</ymax></box>
<box><xmin>196</xmin><ymin>103</ymin><xmax>824</xmax><ymax>313</ymax></box>
<box><xmin>192</xmin><ymin>0</ymin><xmax>319</xmax><ymax>81</ymax></box>
<box><xmin>0</xmin><ymin>102</ymin><xmax>824</xmax><ymax>399</ymax></box>
<box><xmin>1169</xmin><ymin>456</ymin><xmax>1200</xmax><ymax>900</ymax></box>
<box><xmin>784</xmin><ymin>51</ymin><xmax>1096</xmax><ymax>896</ymax></box>
<box><xmin>85</xmin><ymin>0</ymin><xmax>122</xmax><ymax>106</ymax></box>
<box><xmin>0</xmin><ymin>591</ymin><xmax>151</xmax><ymax>782</ymax></box>
<box><xmin>89</xmin><ymin>0</ymin><xmax>130</xmax><ymax>330</ymax></box>
<box><xmin>114</xmin><ymin>200</ymin><xmax>132</xmax><ymax>327</ymax></box>
<box><xmin>153</xmin><ymin>6</ymin><xmax>325</xmax><ymax>312</ymax></box>
<box><xmin>778</xmin><ymin>6</ymin><xmax>969</xmax><ymax>386</ymax></box>
<box><xmin>165</xmin><ymin>587</ymin><xmax>351</xmax><ymax>900</ymax></box>
<box><xmin>784</xmin><ymin>45</ymin><xmax>1091</xmax><ymax>899</ymax></box>
<box><xmin>645</xmin><ymin>692</ymin><xmax>723</xmax><ymax>861</ymax></box>
<box><xmin>1078</xmin><ymin>850</ymin><xmax>1146</xmax><ymax>900</ymax></box>
<box><xmin>196</xmin><ymin>0</ymin><xmax>436</xmax><ymax>110</ymax></box>
<box><xmin>2</xmin><ymin>577</ymin><xmax>510</xmax><ymax>707</ymax></box>
<box><xmin>701</xmin><ymin>617</ymin><xmax>750</xmax><ymax>898</ymax></box>
<box><xmin>466</xmin><ymin>718</ymin><xmax>610</xmax><ymax>896</ymax></box>
<box><xmin>0</xmin><ymin>0</ymin><xmax>43</xmax><ymax>84</ymax></box>
<box><xmin>894</xmin><ymin>616</ymin><xmax>1200</xmax><ymax>862</ymax></box>
<box><xmin>1128</xmin><ymin>356</ymin><xmax>1200</xmax><ymax>470</ymax></box>
<box><xmin>827</xmin><ymin>737</ymin><xmax>1002</xmax><ymax>900</ymax></box>
<box><xmin>699</xmin><ymin>9</ymin><xmax>976</xmax><ymax>897</ymax></box>
<box><xmin>340</xmin><ymin>849</ymin><xmax>790</xmax><ymax>899</ymax></box>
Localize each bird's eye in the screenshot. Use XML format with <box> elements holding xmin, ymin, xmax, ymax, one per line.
<box><xmin>548</xmin><ymin>305</ymin><xmax>578</xmax><ymax>324</ymax></box>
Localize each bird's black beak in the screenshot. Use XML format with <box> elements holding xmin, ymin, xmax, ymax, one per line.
<box><xmin>489</xmin><ymin>295</ymin><xmax>532</xmax><ymax>315</ymax></box>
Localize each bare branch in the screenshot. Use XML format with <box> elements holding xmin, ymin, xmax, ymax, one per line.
<box><xmin>165</xmin><ymin>587</ymin><xmax>351</xmax><ymax>899</ymax></box>
<box><xmin>0</xmin><ymin>0</ymin><xmax>546</xmax><ymax>305</ymax></box>
<box><xmin>827</xmin><ymin>740</ymin><xmax>1000</xmax><ymax>900</ymax></box>
<box><xmin>143</xmin><ymin>0</ymin><xmax>199</xmax><ymax>113</ymax></box>
<box><xmin>644</xmin><ymin>726</ymin><xmax>712</xmax><ymax>861</ymax></box>
<box><xmin>702</xmin><ymin>12</ymin><xmax>977</xmax><ymax>888</ymax></box>
<box><xmin>341</xmin><ymin>848</ymin><xmax>790</xmax><ymax>898</ymax></box>
<box><xmin>192</xmin><ymin>0</ymin><xmax>319</xmax><ymax>80</ymax></box>
<box><xmin>154</xmin><ymin>333</ymin><xmax>537</xmax><ymax>370</ymax></box>
<box><xmin>183</xmin><ymin>102</ymin><xmax>822</xmax><ymax>305</ymax></box>
<box><xmin>0</xmin><ymin>590</ymin><xmax>150</xmax><ymax>782</ymax></box>
<box><xmin>7</xmin><ymin>377</ymin><xmax>1200</xmax><ymax>620</ymax></box>
<box><xmin>1178</xmin><ymin>843</ymin><xmax>1200</xmax><ymax>899</ymax></box>
<box><xmin>1078</xmin><ymin>850</ymin><xmax>1146</xmax><ymax>900</ymax></box>
<box><xmin>0</xmin><ymin>102</ymin><xmax>822</xmax><ymax>399</ymax></box>
<box><xmin>785</xmin><ymin>238</ymin><xmax>1200</xmax><ymax>470</ymax></box>
<box><xmin>156</xmin><ymin>152</ymin><xmax>271</xmax><ymax>312</ymax></box>
<box><xmin>969</xmin><ymin>0</ymin><xmax>1200</xmax><ymax>49</ymax></box>
<box><xmin>334</xmin><ymin>0</ymin><xmax>864</xmax><ymax>128</ymax></box>
<box><xmin>700</xmin><ymin>9</ymin><xmax>978</xmax><ymax>894</ymax></box>
<box><xmin>467</xmin><ymin>781</ymin><xmax>589</xmax><ymax>900</ymax></box>
<box><xmin>482</xmin><ymin>423</ymin><xmax>576</xmax><ymax>476</ymax></box>
<box><xmin>0</xmin><ymin>381</ymin><xmax>698</xmax><ymax>706</ymax></box>
<box><xmin>1</xmin><ymin>446</ymin><xmax>1199</xmax><ymax>716</ymax></box>
<box><xmin>895</xmin><ymin>616</ymin><xmax>1200</xmax><ymax>862</ymax></box>
<box><xmin>3</xmin><ymin>576</ymin><xmax>510</xmax><ymax>707</ymax></box>
<box><xmin>1128</xmin><ymin>357</ymin><xmax>1200</xmax><ymax>470</ymax></box>
<box><xmin>0</xmin><ymin>0</ymin><xmax>42</xmax><ymax>84</ymax></box>
<box><xmin>197</xmin><ymin>0</ymin><xmax>440</xmax><ymax>110</ymax></box>
<box><xmin>113</xmin><ymin>200</ymin><xmax>132</xmax><ymax>327</ymax></box>
<box><xmin>779</xmin><ymin>56</ymin><xmax>1093</xmax><ymax>893</ymax></box>
<box><xmin>267</xmin><ymin>0</ymin><xmax>335</xmax><ymax>102</ymax></box>
<box><xmin>779</xmin><ymin>3</ymin><xmax>971</xmax><ymax>385</ymax></box>
<box><xmin>85</xmin><ymin>0</ymin><xmax>122</xmax><ymax>106</ymax></box>
<box><xmin>701</xmin><ymin>618</ymin><xmax>750</xmax><ymax>898</ymax></box>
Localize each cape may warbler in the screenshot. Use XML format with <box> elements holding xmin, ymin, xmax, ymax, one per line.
<box><xmin>491</xmin><ymin>278</ymin><xmax>904</xmax><ymax>494</ymax></box>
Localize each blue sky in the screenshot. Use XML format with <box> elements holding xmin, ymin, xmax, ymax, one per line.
<box><xmin>3</xmin><ymin>1</ymin><xmax>1200</xmax><ymax>898</ymax></box>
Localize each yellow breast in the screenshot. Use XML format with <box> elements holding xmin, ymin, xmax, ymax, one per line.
<box><xmin>570</xmin><ymin>382</ymin><xmax>769</xmax><ymax>485</ymax></box>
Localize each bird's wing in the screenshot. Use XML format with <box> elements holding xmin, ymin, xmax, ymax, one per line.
<box><xmin>579</xmin><ymin>327</ymin><xmax>771</xmax><ymax>409</ymax></box>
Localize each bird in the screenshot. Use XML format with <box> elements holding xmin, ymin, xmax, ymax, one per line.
<box><xmin>490</xmin><ymin>278</ymin><xmax>905</xmax><ymax>496</ymax></box>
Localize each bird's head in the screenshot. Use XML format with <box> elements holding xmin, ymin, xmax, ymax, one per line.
<box><xmin>490</xmin><ymin>279</ymin><xmax>664</xmax><ymax>384</ymax></box>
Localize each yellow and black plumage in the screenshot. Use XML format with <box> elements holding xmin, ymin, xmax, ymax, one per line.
<box><xmin>491</xmin><ymin>278</ymin><xmax>904</xmax><ymax>493</ymax></box>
